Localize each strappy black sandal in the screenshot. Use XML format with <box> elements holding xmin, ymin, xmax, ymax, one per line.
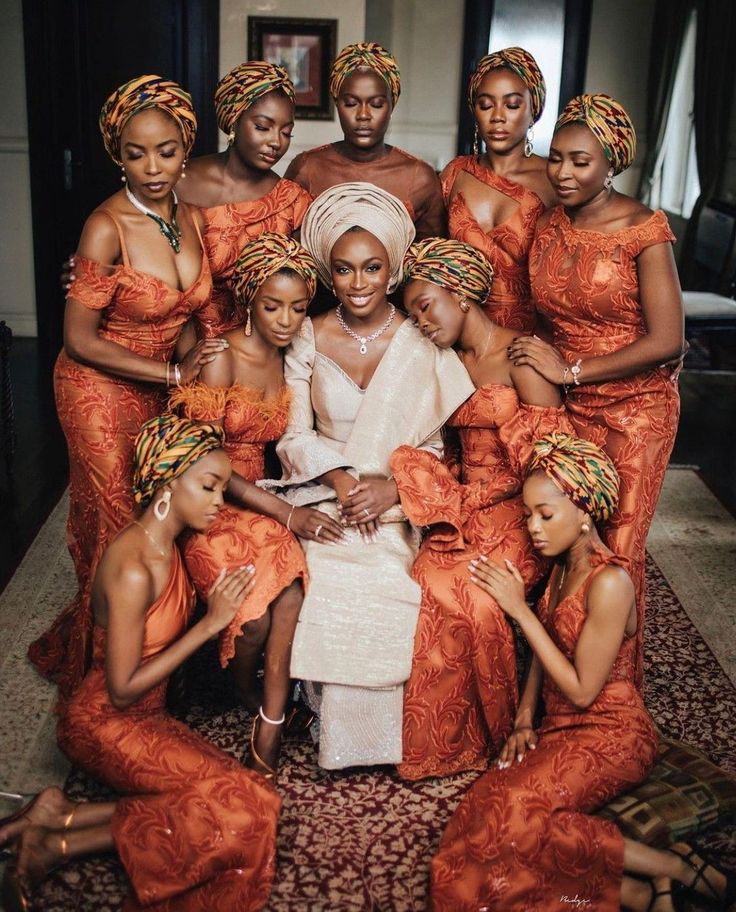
<box><xmin>668</xmin><ymin>842</ymin><xmax>736</xmax><ymax>908</ymax></box>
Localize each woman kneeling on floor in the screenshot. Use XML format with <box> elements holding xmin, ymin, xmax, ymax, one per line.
<box><xmin>0</xmin><ymin>414</ymin><xmax>280</xmax><ymax>912</ymax></box>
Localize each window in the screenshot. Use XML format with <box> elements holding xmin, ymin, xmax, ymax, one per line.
<box><xmin>647</xmin><ymin>9</ymin><xmax>700</xmax><ymax>217</ymax></box>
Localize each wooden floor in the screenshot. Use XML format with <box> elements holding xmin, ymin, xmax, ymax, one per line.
<box><xmin>0</xmin><ymin>337</ymin><xmax>734</xmax><ymax>594</ymax></box>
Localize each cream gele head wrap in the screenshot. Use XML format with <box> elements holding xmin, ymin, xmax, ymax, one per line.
<box><xmin>300</xmin><ymin>182</ymin><xmax>416</xmax><ymax>293</ymax></box>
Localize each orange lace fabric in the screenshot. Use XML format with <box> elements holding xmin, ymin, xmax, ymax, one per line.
<box><xmin>431</xmin><ymin>551</ymin><xmax>658</xmax><ymax>912</ymax></box>
<box><xmin>58</xmin><ymin>547</ymin><xmax>281</xmax><ymax>911</ymax></box>
<box><xmin>440</xmin><ymin>156</ymin><xmax>545</xmax><ymax>332</ymax></box>
<box><xmin>530</xmin><ymin>207</ymin><xmax>680</xmax><ymax>686</ymax></box>
<box><xmin>30</xmin><ymin>242</ymin><xmax>211</xmax><ymax>698</ymax></box>
<box><xmin>197</xmin><ymin>179</ymin><xmax>311</xmax><ymax>337</ymax></box>
<box><xmin>391</xmin><ymin>386</ymin><xmax>571</xmax><ymax>780</ymax></box>
<box><xmin>172</xmin><ymin>383</ymin><xmax>307</xmax><ymax>666</ymax></box>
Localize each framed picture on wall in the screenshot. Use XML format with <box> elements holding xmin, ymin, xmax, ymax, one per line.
<box><xmin>248</xmin><ymin>16</ymin><xmax>337</xmax><ymax>120</ymax></box>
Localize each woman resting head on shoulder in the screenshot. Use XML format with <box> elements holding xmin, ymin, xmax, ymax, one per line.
<box><xmin>0</xmin><ymin>415</ymin><xmax>283</xmax><ymax>911</ymax></box>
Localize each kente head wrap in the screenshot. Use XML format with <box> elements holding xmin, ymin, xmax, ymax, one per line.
<box><xmin>527</xmin><ymin>432</ymin><xmax>619</xmax><ymax>523</ymax></box>
<box><xmin>555</xmin><ymin>93</ymin><xmax>636</xmax><ymax>175</ymax></box>
<box><xmin>329</xmin><ymin>42</ymin><xmax>401</xmax><ymax>107</ymax></box>
<box><xmin>99</xmin><ymin>75</ymin><xmax>197</xmax><ymax>166</ymax></box>
<box><xmin>402</xmin><ymin>237</ymin><xmax>494</xmax><ymax>305</ymax></box>
<box><xmin>214</xmin><ymin>61</ymin><xmax>295</xmax><ymax>136</ymax></box>
<box><xmin>230</xmin><ymin>232</ymin><xmax>318</xmax><ymax>308</ymax></box>
<box><xmin>300</xmin><ymin>182</ymin><xmax>416</xmax><ymax>293</ymax></box>
<box><xmin>133</xmin><ymin>414</ymin><xmax>226</xmax><ymax>507</ymax></box>
<box><xmin>468</xmin><ymin>47</ymin><xmax>546</xmax><ymax>123</ymax></box>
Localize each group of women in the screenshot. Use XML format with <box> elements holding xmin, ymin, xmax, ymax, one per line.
<box><xmin>0</xmin><ymin>37</ymin><xmax>731</xmax><ymax>912</ymax></box>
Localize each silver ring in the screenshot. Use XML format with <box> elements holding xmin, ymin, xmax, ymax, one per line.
<box><xmin>362</xmin><ymin>508</ymin><xmax>370</xmax><ymax>518</ymax></box>
<box><xmin>315</xmin><ymin>524</ymin><xmax>323</xmax><ymax>538</ymax></box>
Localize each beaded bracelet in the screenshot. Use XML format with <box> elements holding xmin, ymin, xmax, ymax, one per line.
<box><xmin>570</xmin><ymin>358</ymin><xmax>583</xmax><ymax>385</ymax></box>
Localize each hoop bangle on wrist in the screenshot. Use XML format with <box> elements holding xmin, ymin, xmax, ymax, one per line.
<box><xmin>285</xmin><ymin>505</ymin><xmax>296</xmax><ymax>532</ymax></box>
<box><xmin>173</xmin><ymin>363</ymin><xmax>182</xmax><ymax>387</ymax></box>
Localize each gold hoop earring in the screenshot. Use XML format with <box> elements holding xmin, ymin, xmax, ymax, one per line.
<box><xmin>524</xmin><ymin>125</ymin><xmax>534</xmax><ymax>158</ymax></box>
<box><xmin>154</xmin><ymin>490</ymin><xmax>172</xmax><ymax>522</ymax></box>
<box><xmin>244</xmin><ymin>307</ymin><xmax>252</xmax><ymax>337</ymax></box>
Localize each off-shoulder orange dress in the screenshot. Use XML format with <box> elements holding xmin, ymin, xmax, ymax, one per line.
<box><xmin>30</xmin><ymin>211</ymin><xmax>211</xmax><ymax>698</ymax></box>
<box><xmin>171</xmin><ymin>382</ymin><xmax>307</xmax><ymax>666</ymax></box>
<box><xmin>57</xmin><ymin>546</ymin><xmax>281</xmax><ymax>912</ymax></box>
<box><xmin>440</xmin><ymin>156</ymin><xmax>546</xmax><ymax>332</ymax></box>
<box><xmin>390</xmin><ymin>387</ymin><xmax>570</xmax><ymax>780</ymax></box>
<box><xmin>529</xmin><ymin>208</ymin><xmax>680</xmax><ymax>686</ymax></box>
<box><xmin>431</xmin><ymin>551</ymin><xmax>658</xmax><ymax>912</ymax></box>
<box><xmin>196</xmin><ymin>179</ymin><xmax>311</xmax><ymax>337</ymax></box>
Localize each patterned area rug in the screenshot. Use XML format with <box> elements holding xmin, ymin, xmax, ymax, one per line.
<box><xmin>26</xmin><ymin>555</ymin><xmax>736</xmax><ymax>911</ymax></box>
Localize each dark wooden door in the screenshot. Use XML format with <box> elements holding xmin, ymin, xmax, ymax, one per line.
<box><xmin>22</xmin><ymin>0</ymin><xmax>219</xmax><ymax>370</ymax></box>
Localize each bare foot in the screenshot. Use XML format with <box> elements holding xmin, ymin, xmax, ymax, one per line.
<box><xmin>15</xmin><ymin>825</ymin><xmax>64</xmax><ymax>887</ymax></box>
<box><xmin>670</xmin><ymin>842</ymin><xmax>728</xmax><ymax>904</ymax></box>
<box><xmin>0</xmin><ymin>788</ymin><xmax>75</xmax><ymax>848</ymax></box>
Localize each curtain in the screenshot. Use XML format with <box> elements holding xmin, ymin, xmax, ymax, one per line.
<box><xmin>679</xmin><ymin>0</ymin><xmax>736</xmax><ymax>285</ymax></box>
<box><xmin>636</xmin><ymin>0</ymin><xmax>691</xmax><ymax>202</ymax></box>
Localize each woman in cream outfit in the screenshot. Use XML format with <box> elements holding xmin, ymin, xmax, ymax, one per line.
<box><xmin>265</xmin><ymin>183</ymin><xmax>474</xmax><ymax>768</ymax></box>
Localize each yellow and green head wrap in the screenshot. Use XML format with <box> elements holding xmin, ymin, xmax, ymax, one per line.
<box><xmin>402</xmin><ymin>237</ymin><xmax>494</xmax><ymax>305</ymax></box>
<box><xmin>555</xmin><ymin>93</ymin><xmax>636</xmax><ymax>175</ymax></box>
<box><xmin>214</xmin><ymin>61</ymin><xmax>295</xmax><ymax>137</ymax></box>
<box><xmin>99</xmin><ymin>74</ymin><xmax>197</xmax><ymax>166</ymax></box>
<box><xmin>329</xmin><ymin>42</ymin><xmax>401</xmax><ymax>107</ymax></box>
<box><xmin>133</xmin><ymin>414</ymin><xmax>226</xmax><ymax>507</ymax></box>
<box><xmin>468</xmin><ymin>47</ymin><xmax>546</xmax><ymax>123</ymax></box>
<box><xmin>527</xmin><ymin>433</ymin><xmax>619</xmax><ymax>523</ymax></box>
<box><xmin>230</xmin><ymin>232</ymin><xmax>318</xmax><ymax>309</ymax></box>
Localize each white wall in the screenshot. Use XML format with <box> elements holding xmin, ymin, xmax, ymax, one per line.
<box><xmin>0</xmin><ymin>0</ymin><xmax>36</xmax><ymax>336</ymax></box>
<box><xmin>584</xmin><ymin>0</ymin><xmax>656</xmax><ymax>197</ymax></box>
<box><xmin>219</xmin><ymin>0</ymin><xmax>366</xmax><ymax>172</ymax></box>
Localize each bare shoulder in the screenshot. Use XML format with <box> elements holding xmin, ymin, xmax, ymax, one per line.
<box><xmin>176</xmin><ymin>154</ymin><xmax>226</xmax><ymax>207</ymax></box>
<box><xmin>613</xmin><ymin>194</ymin><xmax>655</xmax><ymax>228</ymax></box>
<box><xmin>96</xmin><ymin>539</ymin><xmax>154</xmax><ymax>611</ymax></box>
<box><xmin>517</xmin><ymin>155</ymin><xmax>556</xmax><ymax>207</ymax></box>
<box><xmin>77</xmin><ymin>205</ymin><xmax>123</xmax><ymax>265</ymax></box>
<box><xmin>587</xmin><ymin>563</ymin><xmax>635</xmax><ymax>607</ymax></box>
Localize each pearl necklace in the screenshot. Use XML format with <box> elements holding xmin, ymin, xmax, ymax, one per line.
<box><xmin>335</xmin><ymin>304</ymin><xmax>396</xmax><ymax>355</ymax></box>
<box><xmin>125</xmin><ymin>185</ymin><xmax>182</xmax><ymax>253</ymax></box>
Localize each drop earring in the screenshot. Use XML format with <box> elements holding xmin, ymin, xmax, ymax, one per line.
<box><xmin>581</xmin><ymin>522</ymin><xmax>590</xmax><ymax>534</ymax></box>
<box><xmin>459</xmin><ymin>298</ymin><xmax>471</xmax><ymax>313</ymax></box>
<box><xmin>228</xmin><ymin>130</ymin><xmax>235</xmax><ymax>146</ymax></box>
<box><xmin>472</xmin><ymin>124</ymin><xmax>480</xmax><ymax>159</ymax></box>
<box><xmin>244</xmin><ymin>307</ymin><xmax>252</xmax><ymax>337</ymax></box>
<box><xmin>604</xmin><ymin>170</ymin><xmax>614</xmax><ymax>190</ymax></box>
<box><xmin>154</xmin><ymin>490</ymin><xmax>172</xmax><ymax>522</ymax></box>
<box><xmin>120</xmin><ymin>166</ymin><xmax>126</xmax><ymax>183</ymax></box>
<box><xmin>180</xmin><ymin>159</ymin><xmax>187</xmax><ymax>179</ymax></box>
<box><xmin>524</xmin><ymin>125</ymin><xmax>534</xmax><ymax>158</ymax></box>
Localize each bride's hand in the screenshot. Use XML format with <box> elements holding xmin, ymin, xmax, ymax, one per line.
<box><xmin>340</xmin><ymin>480</ymin><xmax>398</xmax><ymax>524</ymax></box>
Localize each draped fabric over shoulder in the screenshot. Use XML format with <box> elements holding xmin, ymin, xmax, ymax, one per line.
<box><xmin>431</xmin><ymin>550</ymin><xmax>658</xmax><ymax>911</ymax></box>
<box><xmin>57</xmin><ymin>547</ymin><xmax>281</xmax><ymax>911</ymax></box>
<box><xmin>264</xmin><ymin>318</ymin><xmax>474</xmax><ymax>768</ymax></box>
<box><xmin>171</xmin><ymin>382</ymin><xmax>308</xmax><ymax>666</ymax></box>
<box><xmin>197</xmin><ymin>179</ymin><xmax>311</xmax><ymax>337</ymax></box>
<box><xmin>530</xmin><ymin>207</ymin><xmax>680</xmax><ymax>686</ymax></box>
<box><xmin>29</xmin><ymin>210</ymin><xmax>211</xmax><ymax>698</ymax></box>
<box><xmin>392</xmin><ymin>387</ymin><xmax>572</xmax><ymax>779</ymax></box>
<box><xmin>440</xmin><ymin>156</ymin><xmax>545</xmax><ymax>332</ymax></box>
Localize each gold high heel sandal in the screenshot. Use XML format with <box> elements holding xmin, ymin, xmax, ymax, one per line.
<box><xmin>247</xmin><ymin>707</ymin><xmax>285</xmax><ymax>782</ymax></box>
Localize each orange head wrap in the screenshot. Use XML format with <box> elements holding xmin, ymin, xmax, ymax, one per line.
<box><xmin>329</xmin><ymin>42</ymin><xmax>401</xmax><ymax>107</ymax></box>
<box><xmin>214</xmin><ymin>61</ymin><xmax>295</xmax><ymax>137</ymax></box>
<box><xmin>468</xmin><ymin>47</ymin><xmax>546</xmax><ymax>123</ymax></box>
<box><xmin>403</xmin><ymin>237</ymin><xmax>494</xmax><ymax>305</ymax></box>
<box><xmin>230</xmin><ymin>233</ymin><xmax>318</xmax><ymax>309</ymax></box>
<box><xmin>555</xmin><ymin>93</ymin><xmax>636</xmax><ymax>175</ymax></box>
<box><xmin>99</xmin><ymin>75</ymin><xmax>197</xmax><ymax>166</ymax></box>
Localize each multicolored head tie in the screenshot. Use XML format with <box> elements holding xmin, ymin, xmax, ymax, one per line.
<box><xmin>230</xmin><ymin>232</ymin><xmax>318</xmax><ymax>309</ymax></box>
<box><xmin>527</xmin><ymin>432</ymin><xmax>619</xmax><ymax>523</ymax></box>
<box><xmin>132</xmin><ymin>414</ymin><xmax>226</xmax><ymax>508</ymax></box>
<box><xmin>300</xmin><ymin>182</ymin><xmax>416</xmax><ymax>293</ymax></box>
<box><xmin>329</xmin><ymin>42</ymin><xmax>401</xmax><ymax>107</ymax></box>
<box><xmin>402</xmin><ymin>237</ymin><xmax>494</xmax><ymax>305</ymax></box>
<box><xmin>468</xmin><ymin>47</ymin><xmax>546</xmax><ymax>123</ymax></box>
<box><xmin>214</xmin><ymin>61</ymin><xmax>295</xmax><ymax>137</ymax></box>
<box><xmin>555</xmin><ymin>93</ymin><xmax>636</xmax><ymax>175</ymax></box>
<box><xmin>99</xmin><ymin>74</ymin><xmax>197</xmax><ymax>166</ymax></box>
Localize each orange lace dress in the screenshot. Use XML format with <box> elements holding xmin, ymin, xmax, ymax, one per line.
<box><xmin>440</xmin><ymin>156</ymin><xmax>546</xmax><ymax>332</ymax></box>
<box><xmin>57</xmin><ymin>546</ymin><xmax>281</xmax><ymax>912</ymax></box>
<box><xmin>390</xmin><ymin>385</ymin><xmax>570</xmax><ymax>780</ymax></box>
<box><xmin>529</xmin><ymin>207</ymin><xmax>680</xmax><ymax>686</ymax></box>
<box><xmin>172</xmin><ymin>382</ymin><xmax>307</xmax><ymax>666</ymax></box>
<box><xmin>431</xmin><ymin>551</ymin><xmax>658</xmax><ymax>912</ymax></box>
<box><xmin>196</xmin><ymin>179</ymin><xmax>311</xmax><ymax>337</ymax></box>
<box><xmin>30</xmin><ymin>211</ymin><xmax>211</xmax><ymax>698</ymax></box>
